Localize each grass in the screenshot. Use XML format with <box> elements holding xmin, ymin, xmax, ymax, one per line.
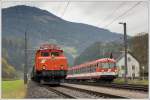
<box><xmin>2</xmin><ymin>80</ymin><xmax>27</xmax><ymax>99</ymax></box>
<box><xmin>113</xmin><ymin>78</ymin><xmax>149</xmax><ymax>85</ymax></box>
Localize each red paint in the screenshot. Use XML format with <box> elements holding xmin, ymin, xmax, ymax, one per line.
<box><xmin>35</xmin><ymin>44</ymin><xmax>68</xmax><ymax>71</ymax></box>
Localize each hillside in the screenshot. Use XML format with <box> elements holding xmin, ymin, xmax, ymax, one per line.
<box><xmin>129</xmin><ymin>33</ymin><xmax>148</xmax><ymax>75</ymax></box>
<box><xmin>74</xmin><ymin>41</ymin><xmax>122</xmax><ymax>65</ymax></box>
<box><xmin>2</xmin><ymin>5</ymin><xmax>123</xmax><ymax>53</ymax></box>
<box><xmin>2</xmin><ymin>58</ymin><xmax>18</xmax><ymax>79</ymax></box>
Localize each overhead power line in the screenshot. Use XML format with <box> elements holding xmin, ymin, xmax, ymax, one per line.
<box><xmin>97</xmin><ymin>2</ymin><xmax>125</xmax><ymax>26</ymax></box>
<box><xmin>61</xmin><ymin>0</ymin><xmax>70</xmax><ymax>18</ymax></box>
<box><xmin>103</xmin><ymin>1</ymin><xmax>142</xmax><ymax>28</ymax></box>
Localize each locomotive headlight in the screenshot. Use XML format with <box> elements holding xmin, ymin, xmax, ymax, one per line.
<box><xmin>42</xmin><ymin>65</ymin><xmax>46</xmax><ymax>70</ymax></box>
<box><xmin>108</xmin><ymin>69</ymin><xmax>111</xmax><ymax>72</ymax></box>
<box><xmin>41</xmin><ymin>59</ymin><xmax>47</xmax><ymax>63</ymax></box>
<box><xmin>60</xmin><ymin>65</ymin><xmax>64</xmax><ymax>69</ymax></box>
<box><xmin>115</xmin><ymin>69</ymin><xmax>118</xmax><ymax>72</ymax></box>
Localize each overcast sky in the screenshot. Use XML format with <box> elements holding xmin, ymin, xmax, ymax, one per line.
<box><xmin>1</xmin><ymin>0</ymin><xmax>149</xmax><ymax>36</ymax></box>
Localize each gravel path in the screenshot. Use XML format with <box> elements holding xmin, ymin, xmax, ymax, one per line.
<box><xmin>62</xmin><ymin>83</ymin><xmax>149</xmax><ymax>99</ymax></box>
<box><xmin>26</xmin><ymin>81</ymin><xmax>66</xmax><ymax>98</ymax></box>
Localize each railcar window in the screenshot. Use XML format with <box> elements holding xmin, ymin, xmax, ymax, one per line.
<box><xmin>83</xmin><ymin>67</ymin><xmax>85</xmax><ymax>73</ymax></box>
<box><xmin>83</xmin><ymin>67</ymin><xmax>85</xmax><ymax>72</ymax></box>
<box><xmin>77</xmin><ymin>69</ymin><xmax>79</xmax><ymax>74</ymax></box>
<box><xmin>51</xmin><ymin>52</ymin><xmax>60</xmax><ymax>56</ymax></box>
<box><xmin>81</xmin><ymin>67</ymin><xmax>83</xmax><ymax>72</ymax></box>
<box><xmin>109</xmin><ymin>63</ymin><xmax>115</xmax><ymax>68</ymax></box>
<box><xmin>114</xmin><ymin>63</ymin><xmax>116</xmax><ymax>67</ymax></box>
<box><xmin>98</xmin><ymin>63</ymin><xmax>102</xmax><ymax>68</ymax></box>
<box><xmin>89</xmin><ymin>66</ymin><xmax>92</xmax><ymax>72</ymax></box>
<box><xmin>89</xmin><ymin>66</ymin><xmax>91</xmax><ymax>72</ymax></box>
<box><xmin>90</xmin><ymin>66</ymin><xmax>93</xmax><ymax>72</ymax></box>
<box><xmin>41</xmin><ymin>52</ymin><xmax>49</xmax><ymax>56</ymax></box>
<box><xmin>96</xmin><ymin>63</ymin><xmax>98</xmax><ymax>67</ymax></box>
<box><xmin>68</xmin><ymin>71</ymin><xmax>70</xmax><ymax>74</ymax></box>
<box><xmin>84</xmin><ymin>67</ymin><xmax>86</xmax><ymax>73</ymax></box>
<box><xmin>102</xmin><ymin>63</ymin><xmax>115</xmax><ymax>68</ymax></box>
<box><xmin>86</xmin><ymin>66</ymin><xmax>89</xmax><ymax>72</ymax></box>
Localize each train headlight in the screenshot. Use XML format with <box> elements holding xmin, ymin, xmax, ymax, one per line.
<box><xmin>41</xmin><ymin>59</ymin><xmax>47</xmax><ymax>63</ymax></box>
<box><xmin>108</xmin><ymin>69</ymin><xmax>111</xmax><ymax>72</ymax></box>
<box><xmin>60</xmin><ymin>65</ymin><xmax>64</xmax><ymax>70</ymax></box>
<box><xmin>115</xmin><ymin>69</ymin><xmax>118</xmax><ymax>72</ymax></box>
<box><xmin>42</xmin><ymin>65</ymin><xmax>46</xmax><ymax>70</ymax></box>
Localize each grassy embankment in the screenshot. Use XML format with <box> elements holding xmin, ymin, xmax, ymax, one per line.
<box><xmin>113</xmin><ymin>78</ymin><xmax>148</xmax><ymax>85</ymax></box>
<box><xmin>2</xmin><ymin>80</ymin><xmax>26</xmax><ymax>98</ymax></box>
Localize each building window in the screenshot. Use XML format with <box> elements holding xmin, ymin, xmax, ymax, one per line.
<box><xmin>128</xmin><ymin>57</ymin><xmax>131</xmax><ymax>62</ymax></box>
<box><xmin>132</xmin><ymin>73</ymin><xmax>135</xmax><ymax>78</ymax></box>
<box><xmin>132</xmin><ymin>65</ymin><xmax>135</xmax><ymax>70</ymax></box>
<box><xmin>121</xmin><ymin>65</ymin><xmax>125</xmax><ymax>70</ymax></box>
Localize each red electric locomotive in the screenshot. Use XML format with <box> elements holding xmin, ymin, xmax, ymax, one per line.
<box><xmin>31</xmin><ymin>44</ymin><xmax>68</xmax><ymax>84</ymax></box>
<box><xmin>66</xmin><ymin>58</ymin><xmax>118</xmax><ymax>82</ymax></box>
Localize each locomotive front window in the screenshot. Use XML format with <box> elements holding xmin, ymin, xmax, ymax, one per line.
<box><xmin>51</xmin><ymin>52</ymin><xmax>60</xmax><ymax>56</ymax></box>
<box><xmin>102</xmin><ymin>62</ymin><xmax>115</xmax><ymax>68</ymax></box>
<box><xmin>41</xmin><ymin>52</ymin><xmax>49</xmax><ymax>57</ymax></box>
<box><xmin>109</xmin><ymin>63</ymin><xmax>115</xmax><ymax>68</ymax></box>
<box><xmin>102</xmin><ymin>63</ymin><xmax>107</xmax><ymax>68</ymax></box>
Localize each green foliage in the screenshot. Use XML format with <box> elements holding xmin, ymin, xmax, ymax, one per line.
<box><xmin>113</xmin><ymin>78</ymin><xmax>148</xmax><ymax>85</ymax></box>
<box><xmin>74</xmin><ymin>41</ymin><xmax>122</xmax><ymax>65</ymax></box>
<box><xmin>2</xmin><ymin>80</ymin><xmax>26</xmax><ymax>98</ymax></box>
<box><xmin>2</xmin><ymin>58</ymin><xmax>18</xmax><ymax>79</ymax></box>
<box><xmin>129</xmin><ymin>33</ymin><xmax>148</xmax><ymax>75</ymax></box>
<box><xmin>2</xmin><ymin>37</ymin><xmax>25</xmax><ymax>71</ymax></box>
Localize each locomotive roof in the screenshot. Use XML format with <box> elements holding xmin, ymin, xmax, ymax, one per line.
<box><xmin>40</xmin><ymin>44</ymin><xmax>61</xmax><ymax>50</ymax></box>
<box><xmin>38</xmin><ymin>49</ymin><xmax>63</xmax><ymax>52</ymax></box>
<box><xmin>69</xmin><ymin>58</ymin><xmax>116</xmax><ymax>70</ymax></box>
<box><xmin>36</xmin><ymin>44</ymin><xmax>63</xmax><ymax>52</ymax></box>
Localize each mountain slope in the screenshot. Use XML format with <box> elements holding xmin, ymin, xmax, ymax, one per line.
<box><xmin>74</xmin><ymin>41</ymin><xmax>122</xmax><ymax>65</ymax></box>
<box><xmin>2</xmin><ymin>5</ymin><xmax>123</xmax><ymax>53</ymax></box>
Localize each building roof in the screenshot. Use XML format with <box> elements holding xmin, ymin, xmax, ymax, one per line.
<box><xmin>115</xmin><ymin>51</ymin><xmax>139</xmax><ymax>63</ymax></box>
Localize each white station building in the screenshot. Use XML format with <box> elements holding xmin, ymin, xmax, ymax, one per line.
<box><xmin>116</xmin><ymin>52</ymin><xmax>140</xmax><ymax>78</ymax></box>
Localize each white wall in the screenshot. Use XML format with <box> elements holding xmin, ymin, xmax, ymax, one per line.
<box><xmin>116</xmin><ymin>53</ymin><xmax>140</xmax><ymax>78</ymax></box>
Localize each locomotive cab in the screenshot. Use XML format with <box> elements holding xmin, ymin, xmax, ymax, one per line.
<box><xmin>32</xmin><ymin>44</ymin><xmax>68</xmax><ymax>84</ymax></box>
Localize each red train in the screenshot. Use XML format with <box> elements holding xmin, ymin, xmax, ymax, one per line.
<box><xmin>66</xmin><ymin>58</ymin><xmax>118</xmax><ymax>82</ymax></box>
<box><xmin>31</xmin><ymin>44</ymin><xmax>68</xmax><ymax>84</ymax></box>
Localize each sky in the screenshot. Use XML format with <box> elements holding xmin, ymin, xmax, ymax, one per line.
<box><xmin>1</xmin><ymin>0</ymin><xmax>149</xmax><ymax>36</ymax></box>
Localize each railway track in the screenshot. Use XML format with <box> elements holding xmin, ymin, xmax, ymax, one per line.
<box><xmin>40</xmin><ymin>83</ymin><xmax>127</xmax><ymax>98</ymax></box>
<box><xmin>27</xmin><ymin>80</ymin><xmax>148</xmax><ymax>98</ymax></box>
<box><xmin>46</xmin><ymin>86</ymin><xmax>76</xmax><ymax>98</ymax></box>
<box><xmin>67</xmin><ymin>82</ymin><xmax>148</xmax><ymax>92</ymax></box>
<box><xmin>61</xmin><ymin>83</ymin><xmax>148</xmax><ymax>99</ymax></box>
<box><xmin>60</xmin><ymin>84</ymin><xmax>127</xmax><ymax>98</ymax></box>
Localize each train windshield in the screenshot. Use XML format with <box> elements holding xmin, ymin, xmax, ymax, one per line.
<box><xmin>102</xmin><ymin>62</ymin><xmax>115</xmax><ymax>68</ymax></box>
<box><xmin>41</xmin><ymin>52</ymin><xmax>49</xmax><ymax>57</ymax></box>
<box><xmin>51</xmin><ymin>52</ymin><xmax>60</xmax><ymax>56</ymax></box>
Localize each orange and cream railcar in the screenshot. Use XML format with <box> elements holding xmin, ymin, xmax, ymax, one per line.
<box><xmin>31</xmin><ymin>44</ymin><xmax>68</xmax><ymax>84</ymax></box>
<box><xmin>66</xmin><ymin>58</ymin><xmax>118</xmax><ymax>82</ymax></box>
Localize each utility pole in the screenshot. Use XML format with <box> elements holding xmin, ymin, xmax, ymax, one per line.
<box><xmin>119</xmin><ymin>22</ymin><xmax>128</xmax><ymax>84</ymax></box>
<box><xmin>24</xmin><ymin>31</ymin><xmax>28</xmax><ymax>84</ymax></box>
<box><xmin>142</xmin><ymin>66</ymin><xmax>145</xmax><ymax>80</ymax></box>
